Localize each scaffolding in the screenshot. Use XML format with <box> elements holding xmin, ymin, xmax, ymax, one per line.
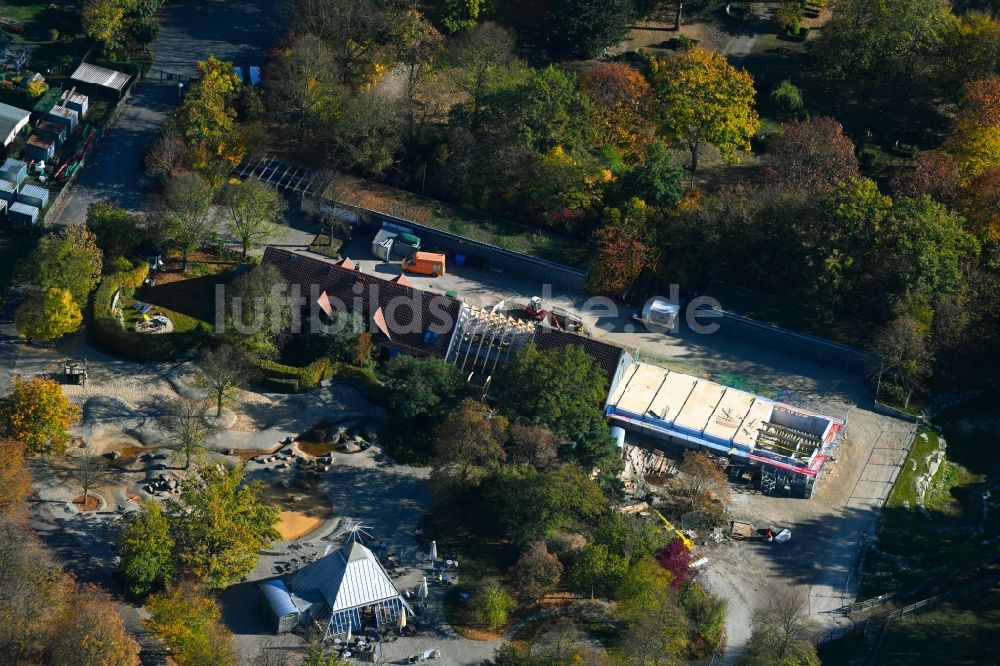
<box><xmin>755</xmin><ymin>421</ymin><xmax>822</xmax><ymax>460</ymax></box>
<box><xmin>447</xmin><ymin>305</ymin><xmax>535</xmax><ymax>379</ymax></box>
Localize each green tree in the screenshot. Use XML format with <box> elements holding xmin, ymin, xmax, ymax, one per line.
<box><xmin>516</xmin><ymin>0</ymin><xmax>636</xmax><ymax>58</ymax></box>
<box><xmin>493</xmin><ymin>343</ymin><xmax>616</xmax><ymax>469</ymax></box>
<box><xmin>24</xmin><ymin>225</ymin><xmax>103</xmax><ymax>306</ymax></box>
<box><xmin>451</xmin><ymin>22</ymin><xmax>515</xmax><ymax>128</ymax></box>
<box><xmin>870</xmin><ymin>314</ymin><xmax>934</xmax><ymax>408</ymax></box>
<box><xmin>649</xmin><ymin>46</ymin><xmax>760</xmax><ymax>179</ymax></box>
<box><xmin>568</xmin><ymin>543</ymin><xmax>627</xmax><ymax>599</ymax></box>
<box><xmin>224</xmin><ymin>264</ymin><xmax>291</xmax><ymax>359</ymax></box>
<box><xmin>471</xmin><ymin>581</ymin><xmax>517</xmax><ymax>630</ymax></box>
<box><xmin>119</xmin><ymin>502</ymin><xmax>175</xmax><ymax>597</ymax></box>
<box><xmin>480</xmin><ymin>66</ymin><xmax>594</xmax><ymax>153</ymax></box>
<box><xmin>158</xmin><ymin>171</ymin><xmax>217</xmax><ymax>273</ymax></box>
<box><xmin>594</xmin><ymin>511</ymin><xmax>671</xmax><ymax>565</ymax></box>
<box><xmin>168</xmin><ymin>463</ymin><xmax>280</xmax><ymax>588</ymax></box>
<box><xmin>0</xmin><ymin>377</ymin><xmax>81</xmax><ymax>455</ymax></box>
<box><xmin>265</xmin><ymin>34</ymin><xmax>341</xmax><ymax>143</ymax></box>
<box><xmin>327</xmin><ymin>92</ymin><xmax>402</xmax><ymax>176</ymax></box>
<box><xmin>86</xmin><ymin>202</ymin><xmax>141</xmax><ymax>268</ymax></box>
<box><xmin>770</xmin><ymin>79</ymin><xmax>804</xmax><ymax>115</ymax></box>
<box><xmin>814</xmin><ymin>0</ymin><xmax>950</xmax><ymax>94</ymax></box>
<box><xmin>82</xmin><ymin>0</ymin><xmax>128</xmax><ymax>50</ymax></box>
<box><xmin>432</xmin><ymin>398</ymin><xmax>508</xmax><ymax>495</ymax></box>
<box><xmin>623</xmin><ymin>141</ymin><xmax>685</xmax><ymax>207</ymax></box>
<box><xmin>383</xmin><ymin>355</ymin><xmax>466</xmax><ymax>421</ymax></box>
<box><xmin>487</xmin><ymin>464</ymin><xmax>608</xmax><ymax>544</ymax></box>
<box><xmin>14</xmin><ymin>288</ymin><xmax>83</xmax><ymax>342</ymax></box>
<box><xmin>146</xmin><ymin>582</ymin><xmax>239</xmax><ymax>666</ymax></box>
<box><xmin>222</xmin><ymin>179</ymin><xmax>285</xmax><ymax>260</ymax></box>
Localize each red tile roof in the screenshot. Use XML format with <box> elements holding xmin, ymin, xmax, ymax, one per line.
<box><xmin>262</xmin><ymin>247</ymin><xmax>461</xmax><ymax>358</ymax></box>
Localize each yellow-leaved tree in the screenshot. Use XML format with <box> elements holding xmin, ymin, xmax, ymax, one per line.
<box><xmin>648</xmin><ymin>47</ymin><xmax>760</xmax><ymax>182</ymax></box>
<box><xmin>0</xmin><ymin>377</ymin><xmax>81</xmax><ymax>455</ymax></box>
<box><xmin>14</xmin><ymin>288</ymin><xmax>83</xmax><ymax>342</ymax></box>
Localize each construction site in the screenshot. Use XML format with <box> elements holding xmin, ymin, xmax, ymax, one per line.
<box><xmin>606</xmin><ymin>362</ymin><xmax>846</xmax><ymax>498</ymax></box>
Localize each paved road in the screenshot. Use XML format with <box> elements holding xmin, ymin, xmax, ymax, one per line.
<box><xmin>46</xmin><ymin>0</ymin><xmax>275</xmax><ymax>226</ymax></box>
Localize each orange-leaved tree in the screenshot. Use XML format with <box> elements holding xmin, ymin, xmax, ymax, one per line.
<box><xmin>587</xmin><ymin>198</ymin><xmax>659</xmax><ymax>296</ymax></box>
<box><xmin>0</xmin><ymin>377</ymin><xmax>81</xmax><ymax>455</ymax></box>
<box><xmin>648</xmin><ymin>47</ymin><xmax>760</xmax><ymax>181</ymax></box>
<box><xmin>579</xmin><ymin>62</ymin><xmax>654</xmax><ymax>162</ymax></box>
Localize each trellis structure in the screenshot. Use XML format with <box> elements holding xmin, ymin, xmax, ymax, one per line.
<box><xmin>232</xmin><ymin>154</ymin><xmax>319</xmax><ymax>195</ymax></box>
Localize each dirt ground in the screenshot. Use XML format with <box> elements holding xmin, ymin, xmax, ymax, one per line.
<box><xmin>698</xmin><ymin>407</ymin><xmax>916</xmax><ymax>663</ymax></box>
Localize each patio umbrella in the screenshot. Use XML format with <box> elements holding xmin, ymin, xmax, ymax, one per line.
<box><xmin>429</xmin><ymin>540</ymin><xmax>437</xmax><ymax>562</ymax></box>
<box><xmin>346</xmin><ymin>623</ymin><xmax>352</xmax><ymax>643</ymax></box>
<box><xmin>419</xmin><ymin>577</ymin><xmax>429</xmax><ymax>601</ymax></box>
<box><xmin>398</xmin><ymin>607</ymin><xmax>407</xmax><ymax>630</ymax></box>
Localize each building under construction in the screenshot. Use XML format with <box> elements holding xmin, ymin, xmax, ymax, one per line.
<box><xmin>605</xmin><ymin>363</ymin><xmax>845</xmax><ymax>498</ymax></box>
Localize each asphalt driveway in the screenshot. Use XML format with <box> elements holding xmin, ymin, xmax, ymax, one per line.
<box><xmin>46</xmin><ymin>0</ymin><xmax>275</xmax><ymax>226</ymax></box>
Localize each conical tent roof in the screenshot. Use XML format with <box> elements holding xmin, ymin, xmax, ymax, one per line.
<box><xmin>291</xmin><ymin>541</ymin><xmax>408</xmax><ymax>613</ymax></box>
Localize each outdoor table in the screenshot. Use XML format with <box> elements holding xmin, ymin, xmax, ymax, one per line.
<box><xmin>341</xmin><ymin>650</ymin><xmax>352</xmax><ymax>659</ymax></box>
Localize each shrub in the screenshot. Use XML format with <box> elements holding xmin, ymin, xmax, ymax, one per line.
<box><xmin>471</xmin><ymin>582</ymin><xmax>517</xmax><ymax>630</ymax></box>
<box><xmin>676</xmin><ymin>34</ymin><xmax>696</xmax><ymax>50</ymax></box>
<box><xmin>260</xmin><ymin>377</ymin><xmax>300</xmax><ymax>393</ymax></box>
<box><xmin>770</xmin><ymin>79</ymin><xmax>804</xmax><ymax>114</ymax></box>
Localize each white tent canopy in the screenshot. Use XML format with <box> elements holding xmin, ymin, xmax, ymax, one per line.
<box><xmin>290</xmin><ymin>541</ymin><xmax>413</xmax><ymax>638</ymax></box>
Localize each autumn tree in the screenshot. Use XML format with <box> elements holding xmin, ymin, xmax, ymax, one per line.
<box><xmin>588</xmin><ymin>199</ymin><xmax>658</xmax><ymax>296</ymax></box>
<box><xmin>0</xmin><ymin>377</ymin><xmax>81</xmax><ymax>455</ymax></box>
<box><xmin>579</xmin><ymin>62</ymin><xmax>653</xmax><ymax>161</ymax></box>
<box><xmin>119</xmin><ymin>502</ymin><xmax>176</xmax><ymax>597</ymax></box>
<box><xmin>222</xmin><ymin>179</ymin><xmax>285</xmax><ymax>260</ymax></box>
<box><xmin>146</xmin><ymin>582</ymin><xmax>239</xmax><ymax>666</ymax></box>
<box><xmin>940</xmin><ymin>13</ymin><xmax>1000</xmax><ymax>94</ymax></box>
<box><xmin>168</xmin><ymin>463</ymin><xmax>280</xmax><ymax>588</ymax></box>
<box><xmin>765</xmin><ymin>117</ymin><xmax>860</xmax><ymax>193</ymax></box>
<box><xmin>674</xmin><ymin>450</ymin><xmax>730</xmax><ymax>516</ymax></box>
<box><xmin>82</xmin><ymin>0</ymin><xmax>128</xmax><ymax>51</ymax></box>
<box><xmin>381</xmin><ymin>355</ymin><xmax>466</xmax><ymax>462</ymax></box>
<box><xmin>157</xmin><ymin>171</ymin><xmax>217</xmax><ymax>273</ymax></box>
<box><xmin>0</xmin><ymin>440</ymin><xmax>30</xmax><ymax>520</ymax></box>
<box><xmin>158</xmin><ymin>396</ymin><xmax>219</xmax><ymax>469</ymax></box>
<box><xmin>327</xmin><ymin>92</ymin><xmax>402</xmax><ymax>176</ymax></box>
<box><xmin>0</xmin><ymin>522</ymin><xmax>72</xmax><ymax>665</ymax></box>
<box><xmin>173</xmin><ymin>57</ymin><xmax>242</xmax><ymax>172</ymax></box>
<box><xmin>432</xmin><ymin>398</ymin><xmax>508</xmax><ymax>495</ymax></box>
<box><xmin>615</xmin><ymin>557</ymin><xmax>689</xmax><ymax>664</ymax></box>
<box><xmin>649</xmin><ymin>46</ymin><xmax>760</xmax><ymax>180</ymax></box>
<box><xmin>145</xmin><ymin>125</ymin><xmax>188</xmax><ymax>179</ymax></box>
<box><xmin>197</xmin><ymin>345</ymin><xmax>252</xmax><ymax>417</ymax></box>
<box><xmin>14</xmin><ymin>288</ymin><xmax>83</xmax><ymax>342</ymax></box>
<box><xmin>511</xmin><ymin>541</ymin><xmax>563</xmax><ymax>600</ymax></box>
<box><xmin>506</xmin><ymin>423</ymin><xmax>563</xmax><ymax>471</ymax></box>
<box><xmin>23</xmin><ymin>225</ymin><xmax>102</xmax><ymax>306</ymax></box>
<box><xmin>48</xmin><ymin>584</ymin><xmax>140</xmax><ymax>666</ymax></box>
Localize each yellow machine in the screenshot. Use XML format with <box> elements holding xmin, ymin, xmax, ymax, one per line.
<box><xmin>652</xmin><ymin>508</ymin><xmax>694</xmax><ymax>550</ymax></box>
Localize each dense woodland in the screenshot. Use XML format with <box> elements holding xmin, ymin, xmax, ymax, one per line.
<box><xmin>132</xmin><ymin>0</ymin><xmax>1000</xmax><ymax>407</ymax></box>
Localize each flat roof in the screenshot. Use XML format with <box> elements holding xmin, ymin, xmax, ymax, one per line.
<box><xmin>733</xmin><ymin>399</ymin><xmax>774</xmax><ymax>449</ymax></box>
<box><xmin>0</xmin><ymin>101</ymin><xmax>30</xmax><ymax>123</ymax></box>
<box><xmin>703</xmin><ymin>388</ymin><xmax>757</xmax><ymax>442</ymax></box>
<box><xmin>70</xmin><ymin>62</ymin><xmax>131</xmax><ymax>91</ymax></box>
<box><xmin>675</xmin><ymin>380</ymin><xmax>726</xmax><ymax>433</ymax></box>
<box><xmin>647</xmin><ymin>371</ymin><xmax>697</xmax><ymax>423</ymax></box>
<box><xmin>615</xmin><ymin>362</ymin><xmax>668</xmax><ymax>416</ymax></box>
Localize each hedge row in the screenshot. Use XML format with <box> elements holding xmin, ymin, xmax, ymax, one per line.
<box><xmin>90</xmin><ymin>265</ymin><xmax>209</xmax><ymax>361</ymax></box>
<box><xmin>255</xmin><ymin>357</ymin><xmax>380</xmax><ymax>393</ymax></box>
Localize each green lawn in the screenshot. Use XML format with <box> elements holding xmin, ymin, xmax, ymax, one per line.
<box><xmin>0</xmin><ymin>0</ymin><xmax>46</xmax><ymax>24</ymax></box>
